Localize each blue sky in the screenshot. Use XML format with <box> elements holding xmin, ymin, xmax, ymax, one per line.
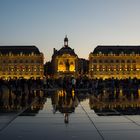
<box><xmin>1</xmin><ymin>0</ymin><xmax>140</xmax><ymax>61</ymax></box>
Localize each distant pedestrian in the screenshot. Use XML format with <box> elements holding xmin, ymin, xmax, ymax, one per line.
<box><xmin>71</xmin><ymin>77</ymin><xmax>76</xmax><ymax>90</ymax></box>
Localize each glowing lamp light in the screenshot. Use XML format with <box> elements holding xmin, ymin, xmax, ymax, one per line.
<box><xmin>72</xmin><ymin>89</ymin><xmax>75</xmax><ymax>97</ymax></box>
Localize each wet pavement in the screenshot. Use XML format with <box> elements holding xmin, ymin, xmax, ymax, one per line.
<box><xmin>0</xmin><ymin>89</ymin><xmax>140</xmax><ymax>140</ymax></box>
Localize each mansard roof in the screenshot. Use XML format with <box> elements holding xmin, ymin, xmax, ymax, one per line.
<box><xmin>0</xmin><ymin>45</ymin><xmax>41</xmax><ymax>55</ymax></box>
<box><xmin>53</xmin><ymin>46</ymin><xmax>77</xmax><ymax>57</ymax></box>
<box><xmin>93</xmin><ymin>45</ymin><xmax>140</xmax><ymax>54</ymax></box>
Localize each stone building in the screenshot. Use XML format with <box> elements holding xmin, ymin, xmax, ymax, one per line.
<box><xmin>78</xmin><ymin>58</ymin><xmax>89</xmax><ymax>77</ymax></box>
<box><xmin>51</xmin><ymin>36</ymin><xmax>78</xmax><ymax>78</ymax></box>
<box><xmin>89</xmin><ymin>45</ymin><xmax>140</xmax><ymax>79</ymax></box>
<box><xmin>0</xmin><ymin>46</ymin><xmax>44</xmax><ymax>79</ymax></box>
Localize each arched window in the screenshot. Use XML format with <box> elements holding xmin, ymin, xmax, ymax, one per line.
<box><xmin>127</xmin><ymin>60</ymin><xmax>130</xmax><ymax>63</ymax></box>
<box><xmin>20</xmin><ymin>60</ymin><xmax>23</xmax><ymax>63</ymax></box>
<box><xmin>110</xmin><ymin>60</ymin><xmax>114</xmax><ymax>63</ymax></box>
<box><xmin>31</xmin><ymin>60</ymin><xmax>34</xmax><ymax>63</ymax></box>
<box><xmin>105</xmin><ymin>60</ymin><xmax>108</xmax><ymax>63</ymax></box>
<box><xmin>93</xmin><ymin>59</ymin><xmax>97</xmax><ymax>63</ymax></box>
<box><xmin>70</xmin><ymin>62</ymin><xmax>74</xmax><ymax>65</ymax></box>
<box><xmin>116</xmin><ymin>60</ymin><xmax>119</xmax><ymax>63</ymax></box>
<box><xmin>3</xmin><ymin>60</ymin><xmax>6</xmax><ymax>63</ymax></box>
<box><xmin>99</xmin><ymin>60</ymin><xmax>102</xmax><ymax>63</ymax></box>
<box><xmin>132</xmin><ymin>60</ymin><xmax>136</xmax><ymax>63</ymax></box>
<box><xmin>121</xmin><ymin>60</ymin><xmax>125</xmax><ymax>63</ymax></box>
<box><xmin>14</xmin><ymin>60</ymin><xmax>17</xmax><ymax>63</ymax></box>
<box><xmin>36</xmin><ymin>60</ymin><xmax>40</xmax><ymax>63</ymax></box>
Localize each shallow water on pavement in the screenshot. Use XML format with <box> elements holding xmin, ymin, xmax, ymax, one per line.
<box><xmin>0</xmin><ymin>88</ymin><xmax>140</xmax><ymax>140</ymax></box>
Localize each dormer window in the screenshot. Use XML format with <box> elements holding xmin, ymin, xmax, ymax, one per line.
<box><xmin>9</xmin><ymin>51</ymin><xmax>12</xmax><ymax>56</ymax></box>
<box><xmin>20</xmin><ymin>52</ymin><xmax>23</xmax><ymax>56</ymax></box>
<box><xmin>31</xmin><ymin>52</ymin><xmax>34</xmax><ymax>56</ymax></box>
<box><xmin>99</xmin><ymin>51</ymin><xmax>102</xmax><ymax>54</ymax></box>
<box><xmin>110</xmin><ymin>51</ymin><xmax>113</xmax><ymax>55</ymax></box>
<box><xmin>121</xmin><ymin>51</ymin><xmax>124</xmax><ymax>55</ymax></box>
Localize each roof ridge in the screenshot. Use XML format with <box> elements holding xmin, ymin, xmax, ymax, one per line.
<box><xmin>0</xmin><ymin>45</ymin><xmax>40</xmax><ymax>54</ymax></box>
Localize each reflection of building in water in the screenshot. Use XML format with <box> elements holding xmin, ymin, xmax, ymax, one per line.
<box><xmin>89</xmin><ymin>95</ymin><xmax>140</xmax><ymax>115</ymax></box>
<box><xmin>51</xmin><ymin>90</ymin><xmax>79</xmax><ymax>123</ymax></box>
<box><xmin>0</xmin><ymin>86</ymin><xmax>45</xmax><ymax>115</ymax></box>
<box><xmin>51</xmin><ymin>36</ymin><xmax>78</xmax><ymax>78</ymax></box>
<box><xmin>89</xmin><ymin>46</ymin><xmax>140</xmax><ymax>79</ymax></box>
<box><xmin>0</xmin><ymin>46</ymin><xmax>44</xmax><ymax>79</ymax></box>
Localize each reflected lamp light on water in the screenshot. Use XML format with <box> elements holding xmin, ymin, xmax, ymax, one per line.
<box><xmin>72</xmin><ymin>89</ymin><xmax>75</xmax><ymax>97</ymax></box>
<box><xmin>58</xmin><ymin>90</ymin><xmax>65</xmax><ymax>97</ymax></box>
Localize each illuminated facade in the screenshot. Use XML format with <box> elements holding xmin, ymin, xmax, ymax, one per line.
<box><xmin>0</xmin><ymin>46</ymin><xmax>44</xmax><ymax>79</ymax></box>
<box><xmin>89</xmin><ymin>46</ymin><xmax>140</xmax><ymax>79</ymax></box>
<box><xmin>51</xmin><ymin>36</ymin><xmax>78</xmax><ymax>78</ymax></box>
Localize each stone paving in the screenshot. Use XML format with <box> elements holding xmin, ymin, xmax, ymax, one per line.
<box><xmin>0</xmin><ymin>92</ymin><xmax>140</xmax><ymax>140</ymax></box>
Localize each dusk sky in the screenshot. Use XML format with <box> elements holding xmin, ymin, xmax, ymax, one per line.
<box><xmin>1</xmin><ymin>0</ymin><xmax>140</xmax><ymax>61</ymax></box>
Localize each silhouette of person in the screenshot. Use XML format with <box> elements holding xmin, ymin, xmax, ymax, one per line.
<box><xmin>64</xmin><ymin>113</ymin><xmax>69</xmax><ymax>124</ymax></box>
